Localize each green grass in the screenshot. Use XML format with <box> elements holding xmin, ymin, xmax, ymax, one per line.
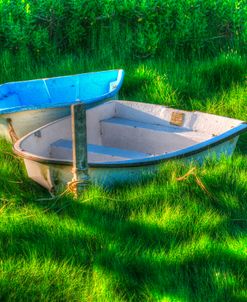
<box><xmin>1</xmin><ymin>0</ymin><xmax>246</xmax><ymax>56</ymax></box>
<box><xmin>0</xmin><ymin>51</ymin><xmax>246</xmax><ymax>301</ymax></box>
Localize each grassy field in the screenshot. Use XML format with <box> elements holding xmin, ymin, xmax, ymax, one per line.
<box><xmin>1</xmin><ymin>0</ymin><xmax>246</xmax><ymax>56</ymax></box>
<box><xmin>0</xmin><ymin>50</ymin><xmax>246</xmax><ymax>301</ymax></box>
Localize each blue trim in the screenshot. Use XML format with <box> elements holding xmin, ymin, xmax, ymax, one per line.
<box><xmin>0</xmin><ymin>70</ymin><xmax>124</xmax><ymax>114</ymax></box>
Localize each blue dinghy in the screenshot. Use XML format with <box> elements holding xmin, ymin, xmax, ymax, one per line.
<box><xmin>0</xmin><ymin>69</ymin><xmax>124</xmax><ymax>142</ymax></box>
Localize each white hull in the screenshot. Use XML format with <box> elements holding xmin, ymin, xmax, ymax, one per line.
<box><xmin>14</xmin><ymin>100</ymin><xmax>247</xmax><ymax>192</ymax></box>
<box><xmin>23</xmin><ymin>136</ymin><xmax>239</xmax><ymax>192</ymax></box>
<box><xmin>0</xmin><ymin>106</ymin><xmax>70</xmax><ymax>142</ymax></box>
<box><xmin>0</xmin><ymin>96</ymin><xmax>116</xmax><ymax>142</ymax></box>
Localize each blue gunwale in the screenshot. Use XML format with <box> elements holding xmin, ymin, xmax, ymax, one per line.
<box><xmin>0</xmin><ymin>69</ymin><xmax>124</xmax><ymax>114</ymax></box>
<box><xmin>14</xmin><ymin>122</ymin><xmax>247</xmax><ymax>168</ymax></box>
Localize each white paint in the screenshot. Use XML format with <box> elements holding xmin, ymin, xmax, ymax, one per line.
<box><xmin>0</xmin><ymin>96</ymin><xmax>117</xmax><ymax>142</ymax></box>
<box><xmin>13</xmin><ymin>100</ymin><xmax>246</xmax><ymax>192</ymax></box>
<box><xmin>0</xmin><ymin>106</ymin><xmax>70</xmax><ymax>142</ymax></box>
<box><xmin>22</xmin><ymin>137</ymin><xmax>239</xmax><ymax>192</ymax></box>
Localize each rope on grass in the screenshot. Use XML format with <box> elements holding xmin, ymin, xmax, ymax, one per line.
<box><xmin>176</xmin><ymin>167</ymin><xmax>214</xmax><ymax>198</ymax></box>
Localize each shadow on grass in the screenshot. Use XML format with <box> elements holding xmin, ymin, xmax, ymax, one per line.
<box><xmin>1</xmin><ymin>196</ymin><xmax>246</xmax><ymax>302</ymax></box>
<box><xmin>0</xmin><ymin>138</ymin><xmax>246</xmax><ymax>301</ymax></box>
<box><xmin>237</xmin><ymin>133</ymin><xmax>247</xmax><ymax>155</ymax></box>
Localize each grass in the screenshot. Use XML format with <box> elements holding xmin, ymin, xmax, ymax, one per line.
<box><xmin>1</xmin><ymin>0</ymin><xmax>246</xmax><ymax>56</ymax></box>
<box><xmin>0</xmin><ymin>50</ymin><xmax>246</xmax><ymax>301</ymax></box>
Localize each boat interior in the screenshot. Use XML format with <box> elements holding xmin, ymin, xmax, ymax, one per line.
<box><xmin>18</xmin><ymin>101</ymin><xmax>242</xmax><ymax>163</ymax></box>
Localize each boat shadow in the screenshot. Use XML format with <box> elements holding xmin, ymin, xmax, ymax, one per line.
<box><xmin>1</xmin><ymin>200</ymin><xmax>246</xmax><ymax>301</ymax></box>
<box><xmin>1</xmin><ymin>180</ymin><xmax>246</xmax><ymax>301</ymax></box>
<box><xmin>237</xmin><ymin>133</ymin><xmax>247</xmax><ymax>155</ymax></box>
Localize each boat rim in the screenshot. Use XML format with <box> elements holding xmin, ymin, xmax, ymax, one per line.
<box><xmin>0</xmin><ymin>90</ymin><xmax>119</xmax><ymax>114</ymax></box>
<box><xmin>0</xmin><ymin>69</ymin><xmax>124</xmax><ymax>114</ymax></box>
<box><xmin>13</xmin><ymin>122</ymin><xmax>247</xmax><ymax>168</ymax></box>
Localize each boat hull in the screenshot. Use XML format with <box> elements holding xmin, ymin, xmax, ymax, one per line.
<box><xmin>0</xmin><ymin>106</ymin><xmax>70</xmax><ymax>142</ymax></box>
<box><xmin>13</xmin><ymin>100</ymin><xmax>247</xmax><ymax>192</ymax></box>
<box><xmin>0</xmin><ymin>69</ymin><xmax>124</xmax><ymax>142</ymax></box>
<box><xmin>23</xmin><ymin>135</ymin><xmax>239</xmax><ymax>192</ymax></box>
<box><xmin>0</xmin><ymin>97</ymin><xmax>116</xmax><ymax>142</ymax></box>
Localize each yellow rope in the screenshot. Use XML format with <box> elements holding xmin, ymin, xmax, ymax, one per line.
<box><xmin>67</xmin><ymin>179</ymin><xmax>91</xmax><ymax>196</ymax></box>
<box><xmin>176</xmin><ymin>167</ymin><xmax>214</xmax><ymax>198</ymax></box>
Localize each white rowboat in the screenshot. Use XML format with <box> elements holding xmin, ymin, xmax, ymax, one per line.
<box><xmin>14</xmin><ymin>100</ymin><xmax>247</xmax><ymax>192</ymax></box>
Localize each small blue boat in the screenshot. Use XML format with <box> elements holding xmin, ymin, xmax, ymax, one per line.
<box><xmin>0</xmin><ymin>69</ymin><xmax>124</xmax><ymax>141</ymax></box>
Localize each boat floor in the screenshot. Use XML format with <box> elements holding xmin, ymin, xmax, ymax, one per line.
<box><xmin>49</xmin><ymin>135</ymin><xmax>208</xmax><ymax>164</ymax></box>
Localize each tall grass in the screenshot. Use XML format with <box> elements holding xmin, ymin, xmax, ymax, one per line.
<box><xmin>1</xmin><ymin>50</ymin><xmax>246</xmax><ymax>119</ymax></box>
<box><xmin>0</xmin><ymin>0</ymin><xmax>246</xmax><ymax>57</ymax></box>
